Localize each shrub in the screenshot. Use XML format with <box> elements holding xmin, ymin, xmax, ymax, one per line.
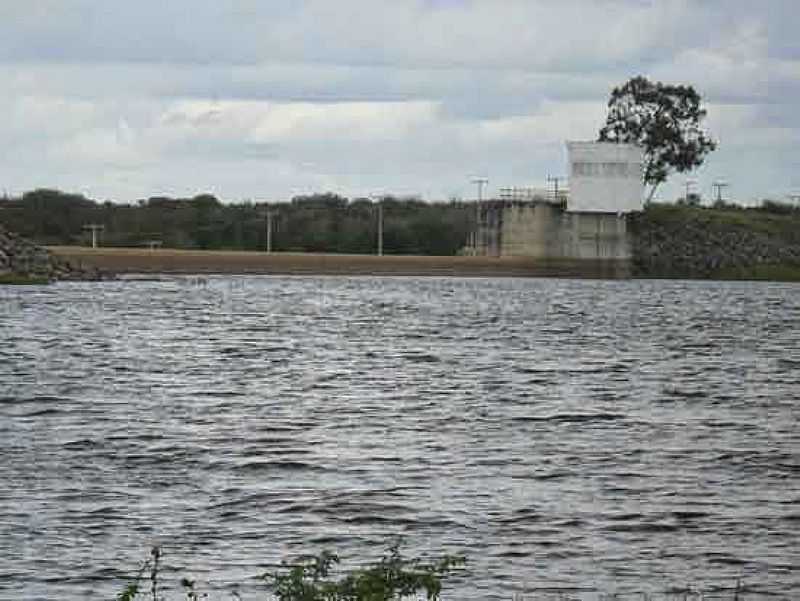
<box><xmin>117</xmin><ymin>544</ymin><xmax>465</xmax><ymax>601</ymax></box>
<box><xmin>759</xmin><ymin>199</ymin><xmax>797</xmax><ymax>215</ymax></box>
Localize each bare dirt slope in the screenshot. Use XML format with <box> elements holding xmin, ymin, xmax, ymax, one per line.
<box><xmin>47</xmin><ymin>247</ymin><xmax>629</xmax><ymax>278</ymax></box>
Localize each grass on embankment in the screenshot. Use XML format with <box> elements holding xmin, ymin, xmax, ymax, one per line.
<box><xmin>641</xmin><ymin>202</ymin><xmax>800</xmax><ymax>237</ymax></box>
<box><xmin>0</xmin><ymin>273</ymin><xmax>50</xmax><ymax>285</ymax></box>
<box><xmin>712</xmin><ymin>263</ymin><xmax>800</xmax><ymax>282</ymax></box>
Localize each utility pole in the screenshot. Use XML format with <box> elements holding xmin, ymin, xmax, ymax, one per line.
<box><xmin>82</xmin><ymin>224</ymin><xmax>104</xmax><ymax>248</ymax></box>
<box><xmin>471</xmin><ymin>177</ymin><xmax>488</xmax><ymax>255</ymax></box>
<box><xmin>259</xmin><ymin>208</ymin><xmax>274</xmax><ymax>254</ymax></box>
<box><xmin>370</xmin><ymin>195</ymin><xmax>384</xmax><ymax>256</ymax></box>
<box><xmin>258</xmin><ymin>206</ymin><xmax>276</xmax><ymax>253</ymax></box>
<box><xmin>547</xmin><ymin>175</ymin><xmax>564</xmax><ymax>204</ymax></box>
<box><xmin>377</xmin><ymin>201</ymin><xmax>383</xmax><ymax>256</ymax></box>
<box><xmin>712</xmin><ymin>181</ymin><xmax>729</xmax><ymax>204</ymax></box>
<box><xmin>471</xmin><ymin>177</ymin><xmax>488</xmax><ymax>203</ymax></box>
<box><xmin>267</xmin><ymin>211</ymin><xmax>273</xmax><ymax>254</ymax></box>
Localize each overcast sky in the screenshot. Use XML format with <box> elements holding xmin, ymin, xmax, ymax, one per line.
<box><xmin>1</xmin><ymin>1</ymin><xmax>798</xmax><ymax>204</ymax></box>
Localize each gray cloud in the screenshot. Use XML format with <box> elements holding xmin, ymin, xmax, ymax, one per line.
<box><xmin>0</xmin><ymin>0</ymin><xmax>798</xmax><ymax>203</ymax></box>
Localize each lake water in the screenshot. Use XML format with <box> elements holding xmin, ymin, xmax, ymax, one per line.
<box><xmin>1</xmin><ymin>276</ymin><xmax>798</xmax><ymax>600</ymax></box>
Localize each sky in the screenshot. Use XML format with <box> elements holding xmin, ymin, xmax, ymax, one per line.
<box><xmin>1</xmin><ymin>0</ymin><xmax>798</xmax><ymax>205</ymax></box>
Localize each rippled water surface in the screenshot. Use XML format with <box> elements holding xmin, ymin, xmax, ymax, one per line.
<box><xmin>1</xmin><ymin>276</ymin><xmax>798</xmax><ymax>600</ymax></box>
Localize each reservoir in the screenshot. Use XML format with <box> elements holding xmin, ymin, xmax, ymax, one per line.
<box><xmin>1</xmin><ymin>276</ymin><xmax>797</xmax><ymax>600</ymax></box>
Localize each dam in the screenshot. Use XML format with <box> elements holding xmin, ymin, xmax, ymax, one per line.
<box><xmin>41</xmin><ymin>141</ymin><xmax>646</xmax><ymax>280</ymax></box>
<box><xmin>474</xmin><ymin>141</ymin><xmax>644</xmax><ymax>277</ymax></box>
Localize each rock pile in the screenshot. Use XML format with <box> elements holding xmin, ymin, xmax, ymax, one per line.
<box><xmin>629</xmin><ymin>207</ymin><xmax>800</xmax><ymax>278</ymax></box>
<box><xmin>0</xmin><ymin>223</ymin><xmax>109</xmax><ymax>281</ymax></box>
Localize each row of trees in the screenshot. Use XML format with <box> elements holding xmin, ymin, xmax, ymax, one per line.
<box><xmin>1</xmin><ymin>187</ymin><xmax>794</xmax><ymax>255</ymax></box>
<box><xmin>0</xmin><ymin>189</ymin><xmax>475</xmax><ymax>255</ymax></box>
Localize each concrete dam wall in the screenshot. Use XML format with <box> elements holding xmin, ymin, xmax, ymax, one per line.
<box><xmin>477</xmin><ymin>200</ymin><xmax>632</xmax><ymax>277</ymax></box>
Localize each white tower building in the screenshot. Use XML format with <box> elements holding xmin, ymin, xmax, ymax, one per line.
<box><xmin>566</xmin><ymin>141</ymin><xmax>644</xmax><ymax>213</ymax></box>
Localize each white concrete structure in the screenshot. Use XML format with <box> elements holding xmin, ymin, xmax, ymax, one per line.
<box><xmin>566</xmin><ymin>141</ymin><xmax>644</xmax><ymax>213</ymax></box>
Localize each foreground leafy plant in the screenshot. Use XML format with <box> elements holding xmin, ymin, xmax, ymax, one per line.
<box><xmin>116</xmin><ymin>543</ymin><xmax>464</xmax><ymax>601</ymax></box>
<box><xmin>116</xmin><ymin>547</ymin><xmax>157</xmax><ymax>601</ymax></box>
<box><xmin>263</xmin><ymin>543</ymin><xmax>465</xmax><ymax>601</ymax></box>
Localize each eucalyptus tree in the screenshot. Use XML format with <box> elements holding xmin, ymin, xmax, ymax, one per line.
<box><xmin>599</xmin><ymin>76</ymin><xmax>717</xmax><ymax>203</ymax></box>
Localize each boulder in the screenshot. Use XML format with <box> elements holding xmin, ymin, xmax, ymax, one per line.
<box><xmin>0</xmin><ymin>222</ymin><xmax>113</xmax><ymax>282</ymax></box>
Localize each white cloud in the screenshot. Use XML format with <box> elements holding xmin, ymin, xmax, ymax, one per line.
<box><xmin>248</xmin><ymin>101</ymin><xmax>438</xmax><ymax>143</ymax></box>
<box><xmin>0</xmin><ymin>1</ymin><xmax>797</xmax><ymax>203</ymax></box>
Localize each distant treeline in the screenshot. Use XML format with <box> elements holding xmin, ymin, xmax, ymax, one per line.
<box><xmin>1</xmin><ymin>188</ymin><xmax>797</xmax><ymax>256</ymax></box>
<box><xmin>0</xmin><ymin>189</ymin><xmax>474</xmax><ymax>255</ymax></box>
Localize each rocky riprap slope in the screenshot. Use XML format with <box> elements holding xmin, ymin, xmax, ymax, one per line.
<box><xmin>0</xmin><ymin>223</ymin><xmax>108</xmax><ymax>281</ymax></box>
<box><xmin>628</xmin><ymin>204</ymin><xmax>800</xmax><ymax>279</ymax></box>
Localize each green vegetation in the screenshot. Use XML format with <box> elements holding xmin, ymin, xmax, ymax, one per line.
<box><xmin>117</xmin><ymin>545</ymin><xmax>464</xmax><ymax>601</ymax></box>
<box><xmin>112</xmin><ymin>545</ymin><xmax>764</xmax><ymax>600</ymax></box>
<box><xmin>712</xmin><ymin>263</ymin><xmax>800</xmax><ymax>282</ymax></box>
<box><xmin>0</xmin><ymin>189</ymin><xmax>473</xmax><ymax>255</ymax></box>
<box><xmin>629</xmin><ymin>201</ymin><xmax>800</xmax><ymax>280</ymax></box>
<box><xmin>265</xmin><ymin>546</ymin><xmax>464</xmax><ymax>601</ymax></box>
<box><xmin>598</xmin><ymin>76</ymin><xmax>716</xmax><ymax>202</ymax></box>
<box><xmin>115</xmin><ymin>546</ymin><xmax>762</xmax><ymax>600</ymax></box>
<box><xmin>3</xmin><ymin>188</ymin><xmax>800</xmax><ymax>281</ymax></box>
<box><xmin>0</xmin><ymin>273</ymin><xmax>50</xmax><ymax>285</ymax></box>
<box><xmin>639</xmin><ymin>201</ymin><xmax>800</xmax><ymax>235</ymax></box>
<box><xmin>654</xmin><ymin>202</ymin><xmax>799</xmax><ymax>240</ymax></box>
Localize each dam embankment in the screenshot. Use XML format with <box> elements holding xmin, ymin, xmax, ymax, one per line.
<box><xmin>629</xmin><ymin>203</ymin><xmax>800</xmax><ymax>280</ymax></box>
<box><xmin>8</xmin><ymin>202</ymin><xmax>800</xmax><ymax>281</ymax></box>
<box><xmin>46</xmin><ymin>246</ymin><xmax>629</xmax><ymax>278</ymax></box>
<box><xmin>0</xmin><ymin>224</ymin><xmax>105</xmax><ymax>282</ymax></box>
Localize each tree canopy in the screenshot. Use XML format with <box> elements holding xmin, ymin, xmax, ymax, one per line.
<box><xmin>0</xmin><ymin>189</ymin><xmax>474</xmax><ymax>255</ymax></box>
<box><xmin>598</xmin><ymin>76</ymin><xmax>716</xmax><ymax>202</ymax></box>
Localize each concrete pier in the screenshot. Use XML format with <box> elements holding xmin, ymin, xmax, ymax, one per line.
<box><xmin>477</xmin><ymin>199</ymin><xmax>631</xmax><ymax>269</ymax></box>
